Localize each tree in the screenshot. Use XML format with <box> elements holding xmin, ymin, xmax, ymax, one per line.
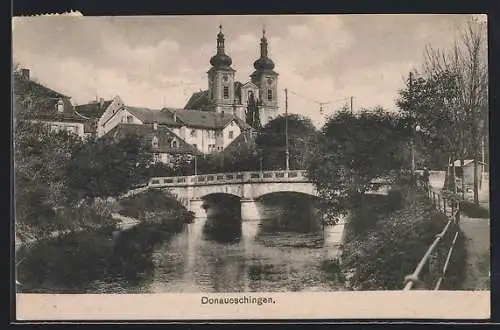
<box><xmin>14</xmin><ymin>121</ymin><xmax>84</xmax><ymax>239</ymax></box>
<box><xmin>66</xmin><ymin>133</ymin><xmax>153</xmax><ymax>200</ymax></box>
<box><xmin>245</xmin><ymin>92</ymin><xmax>262</xmax><ymax>130</ymax></box>
<box><xmin>256</xmin><ymin>114</ymin><xmax>318</xmax><ymax>170</ymax></box>
<box><xmin>399</xmin><ymin>18</ymin><xmax>488</xmax><ymax>204</ymax></box>
<box><xmin>306</xmin><ymin>106</ymin><xmax>408</xmax><ymax>223</ymax></box>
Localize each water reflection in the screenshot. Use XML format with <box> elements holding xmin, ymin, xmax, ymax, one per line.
<box><xmin>17</xmin><ymin>194</ymin><xmax>346</xmax><ymax>293</ymax></box>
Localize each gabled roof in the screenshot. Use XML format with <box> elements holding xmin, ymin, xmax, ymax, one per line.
<box><xmin>13</xmin><ymin>76</ymin><xmax>86</xmax><ymax>123</ymax></box>
<box><xmin>184</xmin><ymin>90</ymin><xmax>211</xmax><ymax>110</ymax></box>
<box><xmin>75</xmin><ymin>100</ymin><xmax>113</xmax><ymax>119</ymax></box>
<box><xmin>222</xmin><ymin>128</ymin><xmax>257</xmax><ymax>155</ymax></box>
<box><xmin>104</xmin><ymin>123</ymin><xmax>201</xmax><ymax>155</ymax></box>
<box><xmin>125</xmin><ymin>106</ymin><xmax>181</xmax><ymax>127</ymax></box>
<box><xmin>162</xmin><ymin>108</ymin><xmax>251</xmax><ymax>130</ymax></box>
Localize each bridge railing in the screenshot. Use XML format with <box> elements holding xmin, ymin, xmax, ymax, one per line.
<box><xmin>147</xmin><ymin>170</ymin><xmax>309</xmax><ymax>187</ymax></box>
<box><xmin>403</xmin><ymin>188</ymin><xmax>461</xmax><ymax>291</ymax></box>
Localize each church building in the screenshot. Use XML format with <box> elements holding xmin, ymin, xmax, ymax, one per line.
<box><xmin>184</xmin><ymin>25</ymin><xmax>280</xmax><ymax>128</ymax></box>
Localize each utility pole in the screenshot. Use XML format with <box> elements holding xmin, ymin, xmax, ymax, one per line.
<box><xmin>284</xmin><ymin>88</ymin><xmax>290</xmax><ymax>171</ymax></box>
<box><xmin>350</xmin><ymin>96</ymin><xmax>353</xmax><ymax>113</ymax></box>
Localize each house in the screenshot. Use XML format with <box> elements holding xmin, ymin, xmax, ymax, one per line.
<box><xmin>447</xmin><ymin>159</ymin><xmax>487</xmax><ymax>190</ymax></box>
<box><xmin>103</xmin><ymin>122</ymin><xmax>201</xmax><ymax>164</ymax></box>
<box><xmin>162</xmin><ymin>108</ymin><xmax>252</xmax><ymax>154</ymax></box>
<box><xmin>13</xmin><ymin>68</ymin><xmax>90</xmax><ymax>138</ymax></box>
<box><xmin>96</xmin><ymin>95</ymin><xmax>252</xmax><ymax>154</ymax></box>
<box><xmin>74</xmin><ymin>98</ymin><xmax>114</xmax><ymax>137</ymax></box>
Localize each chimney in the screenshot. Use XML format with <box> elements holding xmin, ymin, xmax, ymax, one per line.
<box><xmin>99</xmin><ymin>97</ymin><xmax>104</xmax><ymax>108</ymax></box>
<box><xmin>20</xmin><ymin>68</ymin><xmax>30</xmax><ymax>80</ymax></box>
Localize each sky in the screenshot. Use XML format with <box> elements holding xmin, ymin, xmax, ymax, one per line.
<box><xmin>12</xmin><ymin>14</ymin><xmax>484</xmax><ymax>127</ymax></box>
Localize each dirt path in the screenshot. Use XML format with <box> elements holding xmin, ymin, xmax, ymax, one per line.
<box><xmin>459</xmin><ymin>180</ymin><xmax>490</xmax><ymax>290</ymax></box>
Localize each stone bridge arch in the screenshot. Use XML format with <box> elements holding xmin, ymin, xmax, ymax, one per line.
<box><xmin>251</xmin><ymin>182</ymin><xmax>317</xmax><ymax>200</ymax></box>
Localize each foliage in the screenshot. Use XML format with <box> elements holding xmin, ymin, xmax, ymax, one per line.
<box><xmin>66</xmin><ymin>133</ymin><xmax>152</xmax><ymax>199</ymax></box>
<box><xmin>306</xmin><ymin>106</ymin><xmax>408</xmax><ymax>223</ymax></box>
<box><xmin>119</xmin><ymin>189</ymin><xmax>194</xmax><ymax>228</ymax></box>
<box><xmin>397</xmin><ymin>18</ymin><xmax>487</xmax><ymax>204</ymax></box>
<box><xmin>245</xmin><ymin>92</ymin><xmax>261</xmax><ymax>130</ymax></box>
<box><xmin>342</xmin><ymin>195</ymin><xmax>466</xmax><ymax>290</ymax></box>
<box><xmin>14</xmin><ymin>121</ymin><xmax>84</xmax><ymax>239</ymax></box>
<box><xmin>256</xmin><ymin>114</ymin><xmax>318</xmax><ymax>170</ymax></box>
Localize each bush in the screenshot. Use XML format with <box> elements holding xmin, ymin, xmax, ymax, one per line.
<box><xmin>342</xmin><ymin>196</ymin><xmax>467</xmax><ymax>290</ymax></box>
<box><xmin>119</xmin><ymin>189</ymin><xmax>194</xmax><ymax>228</ymax></box>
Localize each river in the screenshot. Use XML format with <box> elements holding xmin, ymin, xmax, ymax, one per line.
<box><xmin>16</xmin><ymin>197</ymin><xmax>347</xmax><ymax>293</ymax></box>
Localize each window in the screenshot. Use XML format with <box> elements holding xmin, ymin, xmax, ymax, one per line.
<box><xmin>267</xmin><ymin>89</ymin><xmax>273</xmax><ymax>101</ymax></box>
<box><xmin>215</xmin><ymin>131</ymin><xmax>222</xmax><ymax>138</ymax></box>
<box><xmin>152</xmin><ymin>136</ymin><xmax>159</xmax><ymax>148</ymax></box>
<box><xmin>56</xmin><ymin>99</ymin><xmax>64</xmax><ymax>112</ymax></box>
<box><xmin>223</xmin><ymin>86</ymin><xmax>229</xmax><ymax>99</ymax></box>
<box><xmin>209</xmin><ymin>130</ymin><xmax>215</xmax><ymax>139</ymax></box>
<box><xmin>153</xmin><ymin>122</ymin><xmax>158</xmax><ymax>130</ymax></box>
<box><xmin>228</xmin><ymin>131</ymin><xmax>234</xmax><ymax>139</ymax></box>
<box><xmin>192</xmin><ymin>144</ymin><xmax>197</xmax><ymax>149</ymax></box>
<box><xmin>190</xmin><ymin>129</ymin><xmax>197</xmax><ymax>137</ymax></box>
<box><xmin>153</xmin><ymin>153</ymin><xmax>160</xmax><ymax>162</ymax></box>
<box><xmin>171</xmin><ymin>140</ymin><xmax>178</xmax><ymax>148</ymax></box>
<box><xmin>126</xmin><ymin>115</ymin><xmax>133</xmax><ymax>123</ymax></box>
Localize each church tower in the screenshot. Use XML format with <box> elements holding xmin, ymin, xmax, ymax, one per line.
<box><xmin>250</xmin><ymin>28</ymin><xmax>279</xmax><ymax>126</ymax></box>
<box><xmin>207</xmin><ymin>25</ymin><xmax>236</xmax><ymax>114</ymax></box>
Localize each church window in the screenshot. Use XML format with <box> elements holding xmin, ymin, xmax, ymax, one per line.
<box><xmin>267</xmin><ymin>89</ymin><xmax>273</xmax><ymax>101</ymax></box>
<box><xmin>190</xmin><ymin>129</ymin><xmax>197</xmax><ymax>137</ymax></box>
<box><xmin>223</xmin><ymin>86</ymin><xmax>229</xmax><ymax>99</ymax></box>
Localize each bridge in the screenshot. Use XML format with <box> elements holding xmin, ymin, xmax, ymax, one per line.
<box><xmin>145</xmin><ymin>170</ymin><xmax>317</xmax><ymax>221</ymax></box>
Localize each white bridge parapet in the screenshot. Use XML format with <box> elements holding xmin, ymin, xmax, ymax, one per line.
<box><xmin>148</xmin><ymin>170</ymin><xmax>310</xmax><ymax>188</ymax></box>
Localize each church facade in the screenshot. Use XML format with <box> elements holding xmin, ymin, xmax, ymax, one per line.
<box><xmin>184</xmin><ymin>26</ymin><xmax>280</xmax><ymax>128</ymax></box>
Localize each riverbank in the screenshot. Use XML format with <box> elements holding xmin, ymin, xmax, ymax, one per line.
<box><xmin>340</xmin><ymin>187</ymin><xmax>466</xmax><ymax>290</ymax></box>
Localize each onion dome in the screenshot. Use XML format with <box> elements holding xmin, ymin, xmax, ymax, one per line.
<box><xmin>253</xmin><ymin>28</ymin><xmax>275</xmax><ymax>70</ymax></box>
<box><xmin>210</xmin><ymin>25</ymin><xmax>233</xmax><ymax>68</ymax></box>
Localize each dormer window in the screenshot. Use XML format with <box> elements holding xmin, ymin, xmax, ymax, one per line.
<box><xmin>56</xmin><ymin>99</ymin><xmax>64</xmax><ymax>113</ymax></box>
<box><xmin>152</xmin><ymin>136</ymin><xmax>159</xmax><ymax>148</ymax></box>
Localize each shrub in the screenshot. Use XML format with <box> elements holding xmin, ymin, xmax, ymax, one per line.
<box><xmin>119</xmin><ymin>189</ymin><xmax>194</xmax><ymax>228</ymax></box>
<box><xmin>342</xmin><ymin>196</ymin><xmax>466</xmax><ymax>290</ymax></box>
